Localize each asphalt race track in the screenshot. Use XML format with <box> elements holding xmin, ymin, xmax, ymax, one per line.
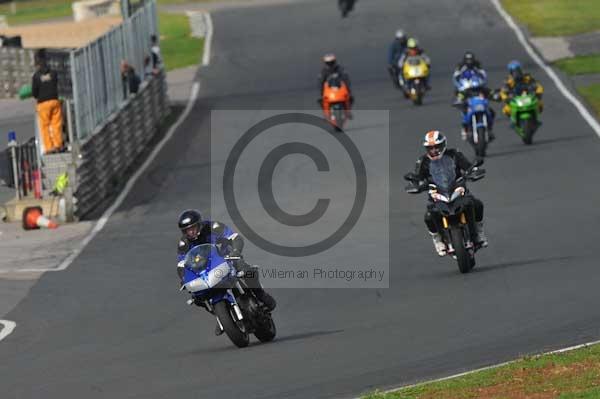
<box><xmin>2</xmin><ymin>1</ymin><xmax>600</xmax><ymax>398</ymax></box>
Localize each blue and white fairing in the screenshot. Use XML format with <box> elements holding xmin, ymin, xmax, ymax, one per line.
<box><xmin>182</xmin><ymin>244</ymin><xmax>237</xmax><ymax>305</ymax></box>
<box><xmin>464</xmin><ymin>96</ymin><xmax>491</xmax><ymax>128</ymax></box>
<box><xmin>456</xmin><ymin>70</ymin><xmax>486</xmax><ymax>92</ymax></box>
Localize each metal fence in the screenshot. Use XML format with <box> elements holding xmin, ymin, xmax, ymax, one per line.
<box><xmin>74</xmin><ymin>71</ymin><xmax>168</xmax><ymax>218</ymax></box>
<box><xmin>3</xmin><ymin>137</ymin><xmax>42</xmax><ymax>198</ymax></box>
<box><xmin>70</xmin><ymin>0</ymin><xmax>158</xmax><ymax>140</ymax></box>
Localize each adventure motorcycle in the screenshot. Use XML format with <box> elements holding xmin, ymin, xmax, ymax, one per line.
<box><xmin>401</xmin><ymin>55</ymin><xmax>430</xmax><ymax>105</ymax></box>
<box><xmin>320</xmin><ymin>72</ymin><xmax>351</xmax><ymax>132</ymax></box>
<box><xmin>181</xmin><ymin>243</ymin><xmax>277</xmax><ymax>348</ymax></box>
<box><xmin>404</xmin><ymin>161</ymin><xmax>486</xmax><ymax>273</ymax></box>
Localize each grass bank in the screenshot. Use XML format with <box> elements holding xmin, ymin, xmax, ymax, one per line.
<box><xmin>555</xmin><ymin>55</ymin><xmax>600</xmax><ymax>76</ymax></box>
<box><xmin>501</xmin><ymin>0</ymin><xmax>600</xmax><ymax>37</ymax></box>
<box><xmin>363</xmin><ymin>343</ymin><xmax>600</xmax><ymax>399</ymax></box>
<box><xmin>578</xmin><ymin>84</ymin><xmax>600</xmax><ymax>117</ymax></box>
<box><xmin>158</xmin><ymin>12</ymin><xmax>204</xmax><ymax>71</ymax></box>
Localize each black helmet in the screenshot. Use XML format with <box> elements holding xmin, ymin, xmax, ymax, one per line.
<box><xmin>178</xmin><ymin>209</ymin><xmax>202</xmax><ymax>240</ymax></box>
<box><xmin>463</xmin><ymin>51</ymin><xmax>475</xmax><ymax>68</ymax></box>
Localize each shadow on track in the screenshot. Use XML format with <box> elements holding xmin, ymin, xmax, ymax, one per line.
<box><xmin>474</xmin><ymin>255</ymin><xmax>579</xmax><ymax>274</ymax></box>
<box><xmin>419</xmin><ymin>255</ymin><xmax>579</xmax><ymax>280</ymax></box>
<box><xmin>174</xmin><ymin>329</ymin><xmax>345</xmax><ymax>356</ymax></box>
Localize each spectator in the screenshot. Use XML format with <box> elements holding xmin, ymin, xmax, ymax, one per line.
<box><xmin>128</xmin><ymin>66</ymin><xmax>141</xmax><ymax>94</ymax></box>
<box><xmin>120</xmin><ymin>60</ymin><xmax>129</xmax><ymax>100</ymax></box>
<box><xmin>32</xmin><ymin>49</ymin><xmax>64</xmax><ymax>154</ymax></box>
<box><xmin>143</xmin><ymin>55</ymin><xmax>153</xmax><ymax>80</ymax></box>
<box><xmin>120</xmin><ymin>60</ymin><xmax>141</xmax><ymax>99</ymax></box>
<box><xmin>150</xmin><ymin>34</ymin><xmax>163</xmax><ymax>73</ymax></box>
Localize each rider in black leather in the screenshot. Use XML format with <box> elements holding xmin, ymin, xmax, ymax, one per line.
<box><xmin>408</xmin><ymin>131</ymin><xmax>488</xmax><ymax>256</ymax></box>
<box><xmin>177</xmin><ymin>210</ymin><xmax>276</xmax><ymax>335</ymax></box>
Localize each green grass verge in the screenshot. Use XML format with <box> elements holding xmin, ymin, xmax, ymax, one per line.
<box><xmin>555</xmin><ymin>55</ymin><xmax>600</xmax><ymax>76</ymax></box>
<box><xmin>578</xmin><ymin>84</ymin><xmax>600</xmax><ymax>117</ymax></box>
<box><xmin>363</xmin><ymin>343</ymin><xmax>600</xmax><ymax>399</ymax></box>
<box><xmin>501</xmin><ymin>0</ymin><xmax>600</xmax><ymax>37</ymax></box>
<box><xmin>158</xmin><ymin>12</ymin><xmax>204</xmax><ymax>71</ymax></box>
<box><xmin>0</xmin><ymin>0</ymin><xmax>73</xmax><ymax>25</ymax></box>
<box><xmin>0</xmin><ymin>0</ymin><xmax>222</xmax><ymax>25</ymax></box>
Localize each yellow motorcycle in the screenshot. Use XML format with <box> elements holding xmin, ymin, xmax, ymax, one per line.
<box><xmin>401</xmin><ymin>55</ymin><xmax>430</xmax><ymax>105</ymax></box>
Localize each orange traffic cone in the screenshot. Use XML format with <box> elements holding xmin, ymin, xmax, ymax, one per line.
<box><xmin>22</xmin><ymin>206</ymin><xmax>58</xmax><ymax>230</ymax></box>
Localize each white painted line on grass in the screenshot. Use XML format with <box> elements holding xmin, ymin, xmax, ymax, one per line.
<box><xmin>202</xmin><ymin>12</ymin><xmax>213</xmax><ymax>66</ymax></box>
<box><xmin>490</xmin><ymin>0</ymin><xmax>600</xmax><ymax>138</ymax></box>
<box><xmin>0</xmin><ymin>320</ymin><xmax>16</xmax><ymax>342</ymax></box>
<box><xmin>14</xmin><ymin>82</ymin><xmax>201</xmax><ymax>274</ymax></box>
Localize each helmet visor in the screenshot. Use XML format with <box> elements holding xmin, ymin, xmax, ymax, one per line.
<box><xmin>426</xmin><ymin>143</ymin><xmax>445</xmax><ymax>158</ymax></box>
<box><xmin>182</xmin><ymin>224</ymin><xmax>200</xmax><ymax>240</ymax></box>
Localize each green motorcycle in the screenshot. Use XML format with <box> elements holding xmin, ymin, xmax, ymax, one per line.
<box><xmin>509</xmin><ymin>89</ymin><xmax>540</xmax><ymax>145</ymax></box>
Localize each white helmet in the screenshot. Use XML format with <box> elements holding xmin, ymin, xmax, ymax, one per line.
<box><xmin>395</xmin><ymin>30</ymin><xmax>405</xmax><ymax>39</ymax></box>
<box><xmin>423</xmin><ymin>130</ymin><xmax>447</xmax><ymax>160</ymax></box>
<box><xmin>323</xmin><ymin>53</ymin><xmax>337</xmax><ymax>64</ymax></box>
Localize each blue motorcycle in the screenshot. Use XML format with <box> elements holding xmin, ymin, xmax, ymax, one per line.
<box><xmin>181</xmin><ymin>243</ymin><xmax>276</xmax><ymax>348</ymax></box>
<box><xmin>463</xmin><ymin>92</ymin><xmax>494</xmax><ymax>158</ymax></box>
<box><xmin>455</xmin><ymin>72</ymin><xmax>494</xmax><ymax>158</ymax></box>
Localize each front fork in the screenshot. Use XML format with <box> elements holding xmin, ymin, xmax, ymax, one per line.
<box><xmin>441</xmin><ymin>212</ymin><xmax>474</xmax><ymax>252</ymax></box>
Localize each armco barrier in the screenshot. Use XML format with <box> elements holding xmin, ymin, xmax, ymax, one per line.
<box><xmin>73</xmin><ymin>71</ymin><xmax>169</xmax><ymax>218</ymax></box>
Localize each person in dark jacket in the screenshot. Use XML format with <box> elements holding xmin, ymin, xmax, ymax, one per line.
<box><xmin>318</xmin><ymin>53</ymin><xmax>353</xmax><ymax>99</ymax></box>
<box><xmin>120</xmin><ymin>60</ymin><xmax>141</xmax><ymax>99</ymax></box>
<box><xmin>32</xmin><ymin>50</ymin><xmax>63</xmax><ymax>154</ymax></box>
<box><xmin>452</xmin><ymin>51</ymin><xmax>487</xmax><ymax>103</ymax></box>
<box><xmin>397</xmin><ymin>38</ymin><xmax>431</xmax><ymax>90</ymax></box>
<box><xmin>406</xmin><ymin>130</ymin><xmax>488</xmax><ymax>256</ymax></box>
<box><xmin>177</xmin><ymin>210</ymin><xmax>277</xmax><ymax>334</ymax></box>
<box><xmin>387</xmin><ymin>30</ymin><xmax>408</xmax><ymax>87</ymax></box>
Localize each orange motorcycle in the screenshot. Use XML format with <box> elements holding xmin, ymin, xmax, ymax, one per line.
<box><xmin>320</xmin><ymin>73</ymin><xmax>351</xmax><ymax>132</ymax></box>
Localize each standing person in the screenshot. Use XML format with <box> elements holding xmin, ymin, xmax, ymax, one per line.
<box><xmin>31</xmin><ymin>50</ymin><xmax>63</xmax><ymax>154</ymax></box>
<box><xmin>150</xmin><ymin>34</ymin><xmax>163</xmax><ymax>73</ymax></box>
<box><xmin>120</xmin><ymin>60</ymin><xmax>141</xmax><ymax>98</ymax></box>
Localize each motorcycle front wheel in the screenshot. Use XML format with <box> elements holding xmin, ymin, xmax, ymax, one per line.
<box><xmin>450</xmin><ymin>226</ymin><xmax>473</xmax><ymax>273</ymax></box>
<box><xmin>521</xmin><ymin>118</ymin><xmax>536</xmax><ymax>145</ymax></box>
<box><xmin>214</xmin><ymin>301</ymin><xmax>250</xmax><ymax>348</ymax></box>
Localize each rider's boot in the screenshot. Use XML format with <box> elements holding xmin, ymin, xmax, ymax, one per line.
<box><xmin>237</xmin><ymin>261</ymin><xmax>277</xmax><ymax>311</ymax></box>
<box><xmin>253</xmin><ymin>288</ymin><xmax>277</xmax><ymax>311</ymax></box>
<box><xmin>460</xmin><ymin>126</ymin><xmax>468</xmax><ymax>141</ymax></box>
<box><xmin>430</xmin><ymin>232</ymin><xmax>447</xmax><ymax>256</ymax></box>
<box><xmin>475</xmin><ymin>221</ymin><xmax>489</xmax><ymax>247</ymax></box>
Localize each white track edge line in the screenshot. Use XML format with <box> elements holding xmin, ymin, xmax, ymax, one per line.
<box><xmin>490</xmin><ymin>0</ymin><xmax>600</xmax><ymax>138</ymax></box>
<box><xmin>0</xmin><ymin>320</ymin><xmax>16</xmax><ymax>342</ymax></box>
<box><xmin>202</xmin><ymin>12</ymin><xmax>213</xmax><ymax>66</ymax></box>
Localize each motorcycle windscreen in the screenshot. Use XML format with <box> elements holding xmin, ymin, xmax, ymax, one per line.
<box><xmin>184</xmin><ymin>244</ymin><xmax>213</xmax><ymax>273</ymax></box>
<box><xmin>326</xmin><ymin>73</ymin><xmax>344</xmax><ymax>88</ymax></box>
<box><xmin>429</xmin><ymin>156</ymin><xmax>456</xmax><ymax>194</ymax></box>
